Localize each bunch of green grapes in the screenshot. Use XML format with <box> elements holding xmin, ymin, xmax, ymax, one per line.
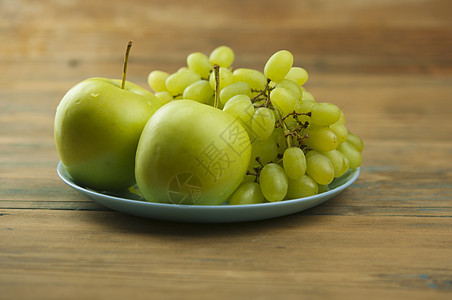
<box><xmin>147</xmin><ymin>46</ymin><xmax>364</xmax><ymax>205</ymax></box>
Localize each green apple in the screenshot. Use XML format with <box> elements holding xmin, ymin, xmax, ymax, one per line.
<box><xmin>54</xmin><ymin>77</ymin><xmax>163</xmax><ymax>191</ymax></box>
<box><xmin>135</xmin><ymin>100</ymin><xmax>252</xmax><ymax>205</ymax></box>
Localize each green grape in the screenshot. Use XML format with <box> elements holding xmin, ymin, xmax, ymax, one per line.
<box><xmin>223</xmin><ymin>94</ymin><xmax>254</xmax><ymax>127</ymax></box>
<box><xmin>301</xmin><ymin>87</ymin><xmax>315</xmax><ymax>101</ymax></box>
<box><xmin>285</xmin><ymin>67</ymin><xmax>308</xmax><ymax>86</ymax></box>
<box><xmin>317</xmin><ymin>184</ymin><xmax>330</xmax><ymax>194</ymax></box>
<box><xmin>223</xmin><ymin>94</ymin><xmax>252</xmax><ymax>109</ymax></box>
<box><xmin>296</xmin><ymin>100</ymin><xmax>316</xmax><ymax>114</ymax></box>
<box><xmin>338</xmin><ymin>110</ymin><xmax>346</xmax><ymax>124</ymax></box>
<box><xmin>285</xmin><ymin>119</ymin><xmax>298</xmax><ymax>130</ymax></box>
<box><xmin>147</xmin><ymin>70</ymin><xmax>169</xmax><ymax>92</ymax></box>
<box><xmin>271</xmin><ymin>126</ymin><xmax>286</xmax><ymax>155</ymax></box>
<box><xmin>248</xmin><ymin>139</ymin><xmax>278</xmax><ymax>171</ymax></box>
<box><xmin>270</xmin><ymin>87</ymin><xmax>299</xmax><ymax>116</ymax></box>
<box><xmin>346</xmin><ymin>131</ymin><xmax>364</xmax><ymax>152</ymax></box>
<box><xmin>155</xmin><ymin>91</ymin><xmax>173</xmax><ymax>104</ymax></box>
<box><xmin>232</xmin><ymin>68</ymin><xmax>267</xmax><ymax>90</ymax></box>
<box><xmin>243</xmin><ymin>173</ymin><xmax>257</xmax><ymax>183</ymax></box>
<box><xmin>283</xmin><ymin>147</ymin><xmax>306</xmax><ymax>180</ymax></box>
<box><xmin>305</xmin><ymin>150</ymin><xmax>334</xmax><ymax>185</ymax></box>
<box><xmin>305</xmin><ymin>126</ymin><xmax>338</xmax><ymax>152</ymax></box>
<box><xmin>275</xmin><ymin>79</ymin><xmax>302</xmax><ymax>100</ymax></box>
<box><xmin>165</xmin><ymin>69</ymin><xmax>201</xmax><ymax>96</ymax></box>
<box><xmin>264</xmin><ymin>50</ymin><xmax>294</xmax><ymax>82</ymax></box>
<box><xmin>209</xmin><ymin>66</ymin><xmax>234</xmax><ymax>91</ymax></box>
<box><xmin>251</xmin><ymin>107</ymin><xmax>275</xmax><ymax>141</ymax></box>
<box><xmin>205</xmin><ymin>96</ymin><xmax>216</xmax><ymax>107</ymax></box>
<box><xmin>183</xmin><ymin>80</ymin><xmax>214</xmax><ymax>104</ymax></box>
<box><xmin>259</xmin><ymin>163</ymin><xmax>288</xmax><ymax>202</ymax></box>
<box><xmin>310</xmin><ymin>103</ymin><xmax>341</xmax><ymax>126</ymax></box>
<box><xmin>322</xmin><ymin>149</ymin><xmax>349</xmax><ymax>178</ymax></box>
<box><xmin>293</xmin><ymin>100</ymin><xmax>316</xmax><ymax>124</ymax></box>
<box><xmin>187</xmin><ymin>52</ymin><xmax>212</xmax><ymax>79</ymax></box>
<box><xmin>329</xmin><ymin>121</ymin><xmax>348</xmax><ymax>146</ymax></box>
<box><xmin>209</xmin><ymin>45</ymin><xmax>234</xmax><ymax>68</ymax></box>
<box><xmin>229</xmin><ymin>182</ymin><xmax>265</xmax><ymax>205</ymax></box>
<box><xmin>286</xmin><ymin>175</ymin><xmax>318</xmax><ymax>199</ymax></box>
<box><xmin>219</xmin><ymin>82</ymin><xmax>251</xmax><ymax>105</ymax></box>
<box><xmin>337</xmin><ymin>141</ymin><xmax>362</xmax><ymax>169</ymax></box>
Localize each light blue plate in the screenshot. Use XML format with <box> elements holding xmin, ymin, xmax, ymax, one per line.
<box><xmin>57</xmin><ymin>161</ymin><xmax>360</xmax><ymax>223</ymax></box>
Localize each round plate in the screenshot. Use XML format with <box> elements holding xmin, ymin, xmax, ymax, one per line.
<box><xmin>57</xmin><ymin>161</ymin><xmax>360</xmax><ymax>223</ymax></box>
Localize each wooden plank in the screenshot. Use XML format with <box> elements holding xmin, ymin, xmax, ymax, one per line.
<box><xmin>1</xmin><ymin>73</ymin><xmax>451</xmax><ymax>212</ymax></box>
<box><xmin>1</xmin><ymin>2</ymin><xmax>452</xmax><ymax>74</ymax></box>
<box><xmin>0</xmin><ymin>209</ymin><xmax>451</xmax><ymax>299</ymax></box>
<box><xmin>0</xmin><ymin>158</ymin><xmax>450</xmax><ymax>212</ymax></box>
<box><xmin>2</xmin><ymin>74</ymin><xmax>452</xmax><ymax>149</ymax></box>
<box><xmin>1</xmin><ymin>165</ymin><xmax>450</xmax><ymax>209</ymax></box>
<box><xmin>1</xmin><ymin>0</ymin><xmax>452</xmax><ymax>299</ymax></box>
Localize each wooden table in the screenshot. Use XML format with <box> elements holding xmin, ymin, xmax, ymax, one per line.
<box><xmin>1</xmin><ymin>0</ymin><xmax>451</xmax><ymax>299</ymax></box>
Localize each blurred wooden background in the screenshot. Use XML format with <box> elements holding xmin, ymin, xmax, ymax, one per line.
<box><xmin>1</xmin><ymin>0</ymin><xmax>451</xmax><ymax>299</ymax></box>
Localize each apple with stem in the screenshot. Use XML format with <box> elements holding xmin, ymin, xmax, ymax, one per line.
<box><xmin>54</xmin><ymin>41</ymin><xmax>163</xmax><ymax>192</ymax></box>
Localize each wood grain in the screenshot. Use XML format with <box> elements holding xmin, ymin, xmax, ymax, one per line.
<box><xmin>1</xmin><ymin>210</ymin><xmax>451</xmax><ymax>299</ymax></box>
<box><xmin>1</xmin><ymin>0</ymin><xmax>451</xmax><ymax>299</ymax></box>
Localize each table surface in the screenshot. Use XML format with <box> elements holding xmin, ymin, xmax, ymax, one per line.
<box><xmin>1</xmin><ymin>0</ymin><xmax>451</xmax><ymax>299</ymax></box>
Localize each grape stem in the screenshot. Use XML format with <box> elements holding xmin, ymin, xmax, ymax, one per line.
<box><xmin>282</xmin><ymin>111</ymin><xmax>311</xmax><ymax>121</ymax></box>
<box><xmin>251</xmin><ymin>79</ymin><xmax>273</xmax><ymax>104</ymax></box>
<box><xmin>255</xmin><ymin>156</ymin><xmax>264</xmax><ymax>167</ymax></box>
<box><xmin>245</xmin><ymin>157</ymin><xmax>265</xmax><ymax>183</ymax></box>
<box><xmin>121</xmin><ymin>41</ymin><xmax>133</xmax><ymax>89</ymax></box>
<box><xmin>246</xmin><ymin>168</ymin><xmax>262</xmax><ymax>183</ymax></box>
<box><xmin>274</xmin><ymin>108</ymin><xmax>293</xmax><ymax>148</ymax></box>
<box><xmin>245</xmin><ymin>170</ymin><xmax>259</xmax><ymax>183</ymax></box>
<box><xmin>213</xmin><ymin>64</ymin><xmax>220</xmax><ymax>108</ymax></box>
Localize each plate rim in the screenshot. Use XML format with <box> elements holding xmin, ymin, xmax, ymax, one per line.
<box><xmin>56</xmin><ymin>161</ymin><xmax>360</xmax><ymax>222</ymax></box>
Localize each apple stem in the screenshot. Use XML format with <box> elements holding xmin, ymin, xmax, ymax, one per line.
<box><xmin>213</xmin><ymin>64</ymin><xmax>220</xmax><ymax>108</ymax></box>
<box><xmin>121</xmin><ymin>41</ymin><xmax>133</xmax><ymax>89</ymax></box>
